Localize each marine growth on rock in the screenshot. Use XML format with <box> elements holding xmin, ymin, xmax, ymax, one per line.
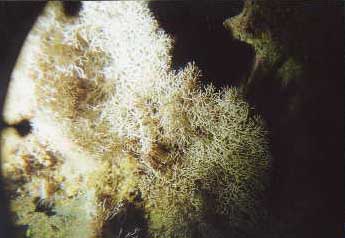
<box><xmin>2</xmin><ymin>2</ymin><xmax>271</xmax><ymax>238</ymax></box>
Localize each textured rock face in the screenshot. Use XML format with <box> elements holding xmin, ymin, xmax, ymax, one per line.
<box><xmin>2</xmin><ymin>2</ymin><xmax>272</xmax><ymax>238</ymax></box>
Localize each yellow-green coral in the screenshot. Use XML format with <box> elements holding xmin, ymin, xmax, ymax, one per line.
<box><xmin>141</xmin><ymin>87</ymin><xmax>270</xmax><ymax>237</ymax></box>
<box><xmin>225</xmin><ymin>0</ymin><xmax>283</xmax><ymax>67</ymax></box>
<box><xmin>277</xmin><ymin>58</ymin><xmax>304</xmax><ymax>88</ymax></box>
<box><xmin>225</xmin><ymin>0</ymin><xmax>307</xmax><ymax>90</ymax></box>
<box><xmin>2</xmin><ymin>2</ymin><xmax>272</xmax><ymax>238</ymax></box>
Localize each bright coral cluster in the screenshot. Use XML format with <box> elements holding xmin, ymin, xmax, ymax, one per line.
<box><xmin>2</xmin><ymin>2</ymin><xmax>271</xmax><ymax>238</ymax></box>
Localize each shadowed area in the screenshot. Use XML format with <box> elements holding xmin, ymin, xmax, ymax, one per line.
<box><xmin>102</xmin><ymin>201</ymin><xmax>148</xmax><ymax>238</ymax></box>
<box><xmin>149</xmin><ymin>1</ymin><xmax>254</xmax><ymax>89</ymax></box>
<box><xmin>230</xmin><ymin>2</ymin><xmax>344</xmax><ymax>237</ymax></box>
<box><xmin>62</xmin><ymin>1</ymin><xmax>82</xmax><ymax>17</ymax></box>
<box><xmin>0</xmin><ymin>2</ymin><xmax>81</xmax><ymax>237</ymax></box>
<box><xmin>0</xmin><ymin>3</ymin><xmax>46</xmax><ymax>237</ymax></box>
<box><xmin>150</xmin><ymin>1</ymin><xmax>344</xmax><ymax>237</ymax></box>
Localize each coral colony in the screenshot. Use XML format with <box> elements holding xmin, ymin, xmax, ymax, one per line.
<box><xmin>2</xmin><ymin>2</ymin><xmax>271</xmax><ymax>238</ymax></box>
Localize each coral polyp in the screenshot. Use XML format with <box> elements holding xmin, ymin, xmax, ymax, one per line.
<box><xmin>2</xmin><ymin>2</ymin><xmax>271</xmax><ymax>238</ymax></box>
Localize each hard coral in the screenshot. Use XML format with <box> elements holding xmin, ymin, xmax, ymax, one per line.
<box><xmin>2</xmin><ymin>2</ymin><xmax>271</xmax><ymax>237</ymax></box>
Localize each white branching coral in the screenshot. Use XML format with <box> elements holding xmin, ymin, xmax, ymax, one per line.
<box><xmin>2</xmin><ymin>2</ymin><xmax>272</xmax><ymax>238</ymax></box>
